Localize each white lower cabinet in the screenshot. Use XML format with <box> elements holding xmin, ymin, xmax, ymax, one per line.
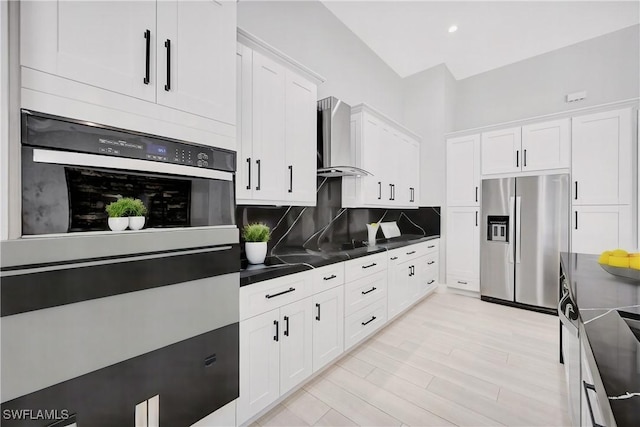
<box><xmin>572</xmin><ymin>205</ymin><xmax>633</xmax><ymax>254</ymax></box>
<box><xmin>278</xmin><ymin>298</ymin><xmax>313</xmax><ymax>394</ymax></box>
<box><xmin>344</xmin><ymin>298</ymin><xmax>387</xmax><ymax>351</ymax></box>
<box><xmin>446</xmin><ymin>207</ymin><xmax>480</xmax><ymax>292</ymax></box>
<box><xmin>580</xmin><ymin>342</ymin><xmax>606</xmax><ymax>427</ymax></box>
<box><xmin>312</xmin><ymin>286</ymin><xmax>344</xmax><ymax>372</ymax></box>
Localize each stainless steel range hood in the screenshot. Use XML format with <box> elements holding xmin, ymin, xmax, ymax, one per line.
<box><xmin>317</xmin><ymin>97</ymin><xmax>371</xmax><ymax>177</ymax></box>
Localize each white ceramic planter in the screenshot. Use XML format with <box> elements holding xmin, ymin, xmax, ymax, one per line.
<box><xmin>128</xmin><ymin>216</ymin><xmax>146</xmax><ymax>231</ymax></box>
<box><xmin>108</xmin><ymin>217</ymin><xmax>128</xmax><ymax>231</ymax></box>
<box><xmin>245</xmin><ymin>242</ymin><xmax>267</xmax><ymax>265</ymax></box>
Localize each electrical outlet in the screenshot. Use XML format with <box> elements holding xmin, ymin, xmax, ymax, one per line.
<box><xmin>566</xmin><ymin>91</ymin><xmax>587</xmax><ymax>103</ymax></box>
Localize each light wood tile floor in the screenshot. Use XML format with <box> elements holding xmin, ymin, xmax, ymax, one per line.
<box><xmin>254</xmin><ymin>292</ymin><xmax>570</xmax><ymax>427</ymax></box>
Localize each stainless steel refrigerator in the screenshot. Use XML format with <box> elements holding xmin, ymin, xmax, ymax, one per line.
<box><xmin>480</xmin><ymin>174</ymin><xmax>569</xmax><ymax>312</ymax></box>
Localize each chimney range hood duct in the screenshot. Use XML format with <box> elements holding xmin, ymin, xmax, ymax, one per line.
<box><xmin>317</xmin><ymin>97</ymin><xmax>371</xmax><ymax>178</ymax></box>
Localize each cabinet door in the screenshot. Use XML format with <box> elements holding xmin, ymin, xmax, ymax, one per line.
<box><xmin>388</xmin><ymin>260</ymin><xmax>412</xmax><ymax>319</ymax></box>
<box><xmin>156</xmin><ymin>0</ymin><xmax>236</xmax><ymax>123</ymax></box>
<box><xmin>237</xmin><ymin>309</ymin><xmax>280</xmax><ymax>425</ymax></box>
<box><xmin>572</xmin><ymin>205</ymin><xmax>632</xmax><ymax>255</ymax></box>
<box><xmin>236</xmin><ymin>44</ymin><xmax>253</xmax><ymax>200</ymax></box>
<box><xmin>572</xmin><ymin>109</ymin><xmax>632</xmax><ymax>205</ymax></box>
<box><xmin>481</xmin><ymin>127</ymin><xmax>521</xmax><ymax>175</ymax></box>
<box><xmin>279</xmin><ymin>298</ymin><xmax>313</xmax><ymax>395</ymax></box>
<box><xmin>407</xmin><ymin>138</ymin><xmax>420</xmax><ymax>206</ymax></box>
<box><xmin>251</xmin><ymin>51</ymin><xmax>286</xmax><ymax>202</ymax></box>
<box><xmin>380</xmin><ymin>125</ymin><xmax>396</xmax><ymax>204</ymax></box>
<box><xmin>521</xmin><ymin>118</ymin><xmax>570</xmax><ymax>171</ymax></box>
<box><xmin>361</xmin><ymin>115</ymin><xmax>385</xmax><ymax>205</ymax></box>
<box><xmin>312</xmin><ymin>287</ymin><xmax>344</xmax><ymax>372</ymax></box>
<box><xmin>447</xmin><ymin>134</ymin><xmax>480</xmax><ymax>206</ymax></box>
<box><xmin>21</xmin><ymin>1</ymin><xmax>156</xmax><ymax>102</ymax></box>
<box><xmin>285</xmin><ymin>71</ymin><xmax>317</xmax><ymax>205</ymax></box>
<box><xmin>446</xmin><ymin>206</ymin><xmax>480</xmax><ymax>281</ymax></box>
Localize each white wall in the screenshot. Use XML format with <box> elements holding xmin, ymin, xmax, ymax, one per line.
<box><xmin>454</xmin><ymin>25</ymin><xmax>640</xmax><ymax>131</ymax></box>
<box><xmin>237</xmin><ymin>0</ymin><xmax>404</xmax><ymax>122</ymax></box>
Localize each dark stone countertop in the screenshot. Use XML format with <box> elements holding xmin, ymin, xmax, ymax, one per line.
<box><xmin>560</xmin><ymin>252</ymin><xmax>640</xmax><ymax>427</ymax></box>
<box><xmin>240</xmin><ymin>235</ymin><xmax>440</xmax><ymax>286</ymax></box>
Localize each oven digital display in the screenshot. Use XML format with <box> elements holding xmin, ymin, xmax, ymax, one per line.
<box><xmin>147</xmin><ymin>144</ymin><xmax>168</xmax><ymax>156</ymax></box>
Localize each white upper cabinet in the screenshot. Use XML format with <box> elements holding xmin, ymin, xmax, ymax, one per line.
<box><xmin>236</xmin><ymin>44</ymin><xmax>319</xmax><ymax>206</ymax></box>
<box><xmin>343</xmin><ymin>105</ymin><xmax>421</xmax><ymax>208</ymax></box>
<box><xmin>572</xmin><ymin>205</ymin><xmax>633</xmax><ymax>255</ymax></box>
<box><xmin>521</xmin><ymin>118</ymin><xmax>570</xmax><ymax>171</ymax></box>
<box><xmin>156</xmin><ymin>0</ymin><xmax>236</xmax><ymax>124</ymax></box>
<box><xmin>572</xmin><ymin>108</ymin><xmax>632</xmax><ymax>206</ymax></box>
<box><xmin>447</xmin><ymin>134</ymin><xmax>480</xmax><ymax>206</ymax></box>
<box><xmin>481</xmin><ymin>127</ymin><xmax>521</xmax><ymax>175</ymax></box>
<box><xmin>21</xmin><ymin>1</ymin><xmax>156</xmax><ymax>102</ymax></box>
<box><xmin>21</xmin><ymin>0</ymin><xmax>236</xmax><ymax>125</ymax></box>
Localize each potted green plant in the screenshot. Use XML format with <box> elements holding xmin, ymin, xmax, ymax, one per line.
<box><xmin>105</xmin><ymin>198</ymin><xmax>147</xmax><ymax>231</ymax></box>
<box><xmin>242</xmin><ymin>223</ymin><xmax>271</xmax><ymax>264</ymax></box>
<box><xmin>127</xmin><ymin>198</ymin><xmax>148</xmax><ymax>230</ymax></box>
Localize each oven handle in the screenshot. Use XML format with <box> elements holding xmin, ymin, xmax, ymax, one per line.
<box><xmin>32</xmin><ymin>149</ymin><xmax>233</xmax><ymax>181</ymax></box>
<box><xmin>558</xmin><ymin>292</ymin><xmax>578</xmax><ymax>337</ymax></box>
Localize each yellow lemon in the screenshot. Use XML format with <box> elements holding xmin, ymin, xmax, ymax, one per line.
<box><xmin>629</xmin><ymin>253</ymin><xmax>640</xmax><ymax>270</ymax></box>
<box><xmin>611</xmin><ymin>249</ymin><xmax>629</xmax><ymax>257</ymax></box>
<box><xmin>598</xmin><ymin>250</ymin><xmax>612</xmax><ymax>264</ymax></box>
<box><xmin>609</xmin><ymin>256</ymin><xmax>630</xmax><ymax>268</ymax></box>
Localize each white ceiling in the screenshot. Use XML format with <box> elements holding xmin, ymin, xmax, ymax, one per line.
<box><xmin>322</xmin><ymin>1</ymin><xmax>640</xmax><ymax>80</ymax></box>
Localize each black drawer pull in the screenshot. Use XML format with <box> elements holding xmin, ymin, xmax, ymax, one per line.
<box><xmin>323</xmin><ymin>274</ymin><xmax>337</xmax><ymax>281</ymax></box>
<box><xmin>428</xmin><ymin>245</ymin><xmax>435</xmax><ymax>249</ymax></box>
<box><xmin>204</xmin><ymin>354</ymin><xmax>217</xmax><ymax>367</ymax></box>
<box><xmin>390</xmin><ymin>256</ymin><xmax>398</xmax><ymax>261</ymax></box>
<box><xmin>284</xmin><ymin>315</ymin><xmax>290</xmax><ymax>337</ymax></box>
<box><xmin>406</xmin><ymin>250</ymin><xmax>416</xmax><ymax>255</ymax></box>
<box><xmin>316</xmin><ymin>303</ymin><xmax>321</xmax><ymax>321</ymax></box>
<box><xmin>362</xmin><ymin>262</ymin><xmax>377</xmax><ymax>269</ymax></box>
<box><xmin>143</xmin><ymin>29</ymin><xmax>151</xmax><ymax>84</ymax></box>
<box><xmin>458</xmin><ymin>280</ymin><xmax>468</xmax><ymax>285</ymax></box>
<box><xmin>427</xmin><ymin>279</ymin><xmax>435</xmax><ymax>285</ymax></box>
<box><xmin>427</xmin><ymin>261</ymin><xmax>435</xmax><ymax>265</ymax></box>
<box><xmin>583</xmin><ymin>381</ymin><xmax>605</xmax><ymax>427</ymax></box>
<box><xmin>274</xmin><ymin>320</ymin><xmax>279</xmax><ymax>341</ymax></box>
<box><xmin>361</xmin><ymin>287</ymin><xmax>377</xmax><ymax>295</ymax></box>
<box><xmin>362</xmin><ymin>316</ymin><xmax>376</xmax><ymax>326</ymax></box>
<box><xmin>265</xmin><ymin>287</ymin><xmax>295</xmax><ymax>299</ymax></box>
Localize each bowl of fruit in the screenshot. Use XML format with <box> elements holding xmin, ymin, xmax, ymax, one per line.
<box><xmin>598</xmin><ymin>249</ymin><xmax>640</xmax><ymax>281</ymax></box>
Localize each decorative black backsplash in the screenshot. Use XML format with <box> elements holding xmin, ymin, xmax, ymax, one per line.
<box><xmin>66</xmin><ymin>168</ymin><xmax>191</xmax><ymax>231</ymax></box>
<box><xmin>236</xmin><ymin>178</ymin><xmax>440</xmax><ymax>259</ymax></box>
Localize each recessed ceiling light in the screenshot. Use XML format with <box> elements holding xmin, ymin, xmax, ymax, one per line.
<box><xmin>448</xmin><ymin>25</ymin><xmax>458</xmax><ymax>33</ymax></box>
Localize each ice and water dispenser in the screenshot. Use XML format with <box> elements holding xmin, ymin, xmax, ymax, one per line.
<box><xmin>487</xmin><ymin>216</ymin><xmax>509</xmax><ymax>242</ymax></box>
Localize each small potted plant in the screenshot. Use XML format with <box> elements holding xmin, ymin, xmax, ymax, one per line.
<box><xmin>105</xmin><ymin>197</ymin><xmax>148</xmax><ymax>231</ymax></box>
<box><xmin>242</xmin><ymin>223</ymin><xmax>271</xmax><ymax>264</ymax></box>
<box><xmin>127</xmin><ymin>198</ymin><xmax>148</xmax><ymax>230</ymax></box>
<box><xmin>105</xmin><ymin>198</ymin><xmax>131</xmax><ymax>231</ymax></box>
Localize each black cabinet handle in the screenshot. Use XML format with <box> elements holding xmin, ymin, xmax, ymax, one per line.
<box><xmin>143</xmin><ymin>30</ymin><xmax>150</xmax><ymax>85</ymax></box>
<box><xmin>362</xmin><ymin>316</ymin><xmax>376</xmax><ymax>326</ymax></box>
<box><xmin>390</xmin><ymin>256</ymin><xmax>398</xmax><ymax>261</ymax></box>
<box><xmin>256</xmin><ymin>159</ymin><xmax>261</xmax><ymax>190</ymax></box>
<box><xmin>458</xmin><ymin>280</ymin><xmax>468</xmax><ymax>285</ymax></box>
<box><xmin>410</xmin><ymin>187</ymin><xmax>414</xmax><ymax>203</ymax></box>
<box><xmin>361</xmin><ymin>287</ymin><xmax>377</xmax><ymax>295</ymax></box>
<box><xmin>389</xmin><ymin>184</ymin><xmax>393</xmax><ymax>201</ymax></box>
<box><xmin>475</xmin><ymin>186</ymin><xmax>478</xmax><ymax>202</ymax></box>
<box><xmin>378</xmin><ymin>182</ymin><xmax>382</xmax><ymax>200</ymax></box>
<box><xmin>583</xmin><ymin>382</ymin><xmax>605</xmax><ymax>427</ymax></box>
<box><xmin>575</xmin><ymin>211</ymin><xmax>578</xmax><ymax>230</ymax></box>
<box><xmin>288</xmin><ymin>165</ymin><xmax>293</xmax><ymax>193</ymax></box>
<box><xmin>475</xmin><ymin>211</ymin><xmax>478</xmax><ymax>227</ymax></box>
<box><xmin>406</xmin><ymin>250</ymin><xmax>416</xmax><ymax>255</ymax></box>
<box><xmin>273</xmin><ymin>320</ymin><xmax>279</xmax><ymax>341</ymax></box>
<box><xmin>516</xmin><ymin>150</ymin><xmax>519</xmax><ymax>167</ymax></box>
<box><xmin>316</xmin><ymin>303</ymin><xmax>321</xmax><ymax>321</ymax></box>
<box><xmin>574</xmin><ymin>181</ymin><xmax>578</xmax><ymax>200</ymax></box>
<box><xmin>412</xmin><ymin>265</ymin><xmax>415</xmax><ymax>276</ymax></box>
<box><xmin>164</xmin><ymin>39</ymin><xmax>171</xmax><ymax>91</ymax></box>
<box><xmin>523</xmin><ymin>149</ymin><xmax>527</xmax><ymax>167</ymax></box>
<box><xmin>392</xmin><ymin>184</ymin><xmax>395</xmax><ymax>200</ymax></box>
<box><xmin>246</xmin><ymin>158</ymin><xmax>251</xmax><ymax>190</ymax></box>
<box><xmin>323</xmin><ymin>274</ymin><xmax>337</xmax><ymax>281</ymax></box>
<box><xmin>408</xmin><ymin>266</ymin><xmax>413</xmax><ymax>277</ymax></box>
<box><xmin>428</xmin><ymin>245</ymin><xmax>435</xmax><ymax>249</ymax></box>
<box><xmin>204</xmin><ymin>354</ymin><xmax>217</xmax><ymax>367</ymax></box>
<box><xmin>427</xmin><ymin>279</ymin><xmax>435</xmax><ymax>285</ymax></box>
<box><xmin>362</xmin><ymin>262</ymin><xmax>377</xmax><ymax>269</ymax></box>
<box><xmin>265</xmin><ymin>287</ymin><xmax>295</xmax><ymax>299</ymax></box>
<box><xmin>427</xmin><ymin>261</ymin><xmax>435</xmax><ymax>265</ymax></box>
<box><xmin>284</xmin><ymin>315</ymin><xmax>290</xmax><ymax>337</ymax></box>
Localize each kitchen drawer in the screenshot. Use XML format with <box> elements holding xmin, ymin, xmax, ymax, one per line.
<box><xmin>344</xmin><ymin>253</ymin><xmax>388</xmax><ymax>283</ymax></box>
<box><xmin>240</xmin><ymin>272</ymin><xmax>312</xmax><ymax>321</ymax></box>
<box><xmin>312</xmin><ymin>263</ymin><xmax>345</xmax><ymax>294</ymax></box>
<box><xmin>446</xmin><ymin>274</ymin><xmax>479</xmax><ymax>292</ymax></box>
<box><xmin>344</xmin><ymin>298</ymin><xmax>387</xmax><ymax>351</ymax></box>
<box><xmin>344</xmin><ymin>271</ymin><xmax>387</xmax><ymax>316</ymax></box>
<box><xmin>420</xmin><ymin>239</ymin><xmax>439</xmax><ymax>255</ymax></box>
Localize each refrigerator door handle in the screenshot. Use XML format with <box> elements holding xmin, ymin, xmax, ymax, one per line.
<box><xmin>508</xmin><ymin>196</ymin><xmax>515</xmax><ymax>264</ymax></box>
<box><xmin>515</xmin><ymin>196</ymin><xmax>522</xmax><ymax>264</ymax></box>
